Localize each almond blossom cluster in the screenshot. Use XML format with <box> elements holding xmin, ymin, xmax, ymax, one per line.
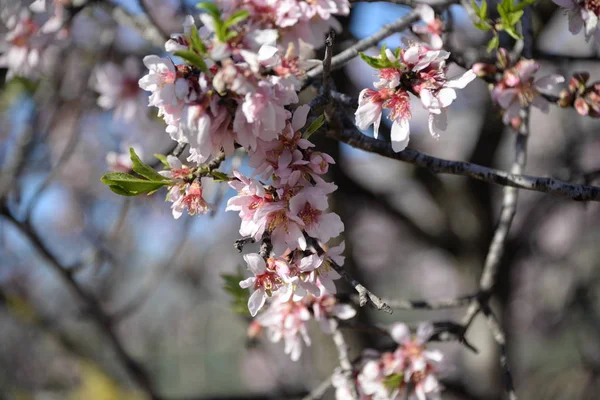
<box><xmin>412</xmin><ymin>5</ymin><xmax>444</xmax><ymax>50</ymax></box>
<box><xmin>132</xmin><ymin>2</ymin><xmax>354</xmax><ymax>361</ymax></box>
<box><xmin>0</xmin><ymin>8</ymin><xmax>46</xmax><ymax>79</ymax></box>
<box><xmin>0</xmin><ymin>0</ymin><xmax>80</xmax><ymax>79</ymax></box>
<box><xmin>219</xmin><ymin>0</ymin><xmax>350</xmax><ymax>48</ymax></box>
<box><xmin>558</xmin><ymin>72</ymin><xmax>600</xmax><ymax>117</ymax></box>
<box><xmin>333</xmin><ymin>323</ymin><xmax>444</xmax><ymax>400</ymax></box>
<box><xmin>355</xmin><ymin>44</ymin><xmax>476</xmax><ymax>152</ymax></box>
<box><xmin>473</xmin><ymin>49</ymin><xmax>564</xmax><ymax>128</ymax></box>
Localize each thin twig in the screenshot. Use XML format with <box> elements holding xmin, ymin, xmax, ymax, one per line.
<box><xmin>330</xmin><ymin>260</ymin><xmax>392</xmax><ymax>313</ymax></box>
<box><xmin>481</xmin><ymin>304</ymin><xmax>518</xmax><ymax>400</ymax></box>
<box><xmin>380</xmin><ymin>293</ymin><xmax>476</xmax><ymax>310</ymax></box>
<box><xmin>301</xmin><ymin>374</ymin><xmax>334</xmax><ymax>400</ymax></box>
<box><xmin>306</xmin><ymin>11</ymin><xmax>420</xmax><ymax>80</ymax></box>
<box><xmin>330</xmin><ymin>320</ymin><xmax>358</xmax><ymax>399</ymax></box>
<box><xmin>309</xmin><ymin>239</ymin><xmax>391</xmax><ymax>313</ymax></box>
<box><xmin>324</xmin><ymin>111</ymin><xmax>600</xmax><ymax>201</ymax></box>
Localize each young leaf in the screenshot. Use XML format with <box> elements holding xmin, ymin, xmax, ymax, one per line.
<box><xmin>508</xmin><ymin>10</ymin><xmax>524</xmax><ymax>25</ymax></box>
<box><xmin>174</xmin><ymin>50</ymin><xmax>208</xmax><ymax>72</ymax></box>
<box><xmin>130</xmin><ymin>148</ymin><xmax>170</xmax><ymax>182</ymax></box>
<box><xmin>223</xmin><ymin>10</ymin><xmax>249</xmax><ymax>29</ymax></box>
<box><xmin>481</xmin><ymin>0</ymin><xmax>488</xmax><ymax>19</ymax></box>
<box><xmin>222</xmin><ymin>273</ymin><xmax>251</xmax><ymax>315</ymax></box>
<box><xmin>504</xmin><ymin>24</ymin><xmax>522</xmax><ymax>40</ymax></box>
<box><xmin>303</xmin><ymin>114</ymin><xmax>326</xmax><ymax>139</ymax></box>
<box><xmin>101</xmin><ymin>172</ymin><xmax>168</xmax><ymax>196</ymax></box>
<box><xmin>196</xmin><ymin>2</ymin><xmax>221</xmax><ymax>19</ymax></box>
<box><xmin>189</xmin><ymin>24</ymin><xmax>206</xmax><ymax>54</ymax></box>
<box><xmin>514</xmin><ymin>0</ymin><xmax>536</xmax><ymax>11</ymax></box>
<box><xmin>487</xmin><ymin>35</ymin><xmax>500</xmax><ymax>52</ymax></box>
<box><xmin>210</xmin><ymin>171</ymin><xmax>230</xmax><ymax>182</ymax></box>
<box><xmin>154</xmin><ymin>154</ymin><xmax>170</xmax><ymax>168</ymax></box>
<box><xmin>359</xmin><ymin>52</ymin><xmax>386</xmax><ymax>69</ymax></box>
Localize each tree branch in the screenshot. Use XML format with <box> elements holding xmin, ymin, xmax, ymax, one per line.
<box><xmin>324</xmin><ymin>111</ymin><xmax>600</xmax><ymax>201</ymax></box>
<box><xmin>306</xmin><ymin>11</ymin><xmax>420</xmax><ymax>80</ymax></box>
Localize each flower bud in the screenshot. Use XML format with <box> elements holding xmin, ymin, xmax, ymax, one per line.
<box><xmin>575</xmin><ymin>97</ymin><xmax>589</xmax><ymax>116</ymax></box>
<box><xmin>472</xmin><ymin>62</ymin><xmax>496</xmax><ymax>77</ymax></box>
<box><xmin>569</xmin><ymin>72</ymin><xmax>589</xmax><ymax>95</ymax></box>
<box><xmin>558</xmin><ymin>89</ymin><xmax>573</xmax><ymax>108</ymax></box>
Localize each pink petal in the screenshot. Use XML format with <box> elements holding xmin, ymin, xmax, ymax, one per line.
<box><xmin>391</xmin><ymin>119</ymin><xmax>410</xmax><ymax>152</ymax></box>
<box><xmin>390</xmin><ymin>323</ymin><xmax>410</xmax><ymax>344</ymax></box>
<box><xmin>292</xmin><ymin>104</ymin><xmax>310</xmax><ymax>131</ymax></box>
<box><xmin>244</xmin><ymin>253</ymin><xmax>266</xmax><ymax>274</ymax></box>
<box><xmin>248</xmin><ymin>289</ymin><xmax>266</xmax><ymax>317</ymax></box>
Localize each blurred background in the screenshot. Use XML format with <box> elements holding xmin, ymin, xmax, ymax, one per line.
<box><xmin>1</xmin><ymin>0</ymin><xmax>600</xmax><ymax>399</ymax></box>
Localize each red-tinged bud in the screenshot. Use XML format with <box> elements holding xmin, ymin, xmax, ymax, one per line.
<box><xmin>575</xmin><ymin>97</ymin><xmax>590</xmax><ymax>116</ymax></box>
<box><xmin>247</xmin><ymin>320</ymin><xmax>263</xmax><ymax>339</ymax></box>
<box><xmin>558</xmin><ymin>90</ymin><xmax>573</xmax><ymax>107</ymax></box>
<box><xmin>510</xmin><ymin>115</ymin><xmax>522</xmax><ymax>131</ymax></box>
<box><xmin>569</xmin><ymin>72</ymin><xmax>589</xmax><ymax>94</ymax></box>
<box><xmin>472</xmin><ymin>62</ymin><xmax>496</xmax><ymax>77</ymax></box>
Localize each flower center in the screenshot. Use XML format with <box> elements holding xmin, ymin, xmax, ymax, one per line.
<box><xmin>384</xmin><ymin>91</ymin><xmax>411</xmax><ymax>122</ymax></box>
<box><xmin>585</xmin><ymin>0</ymin><xmax>600</xmax><ymax>16</ymax></box>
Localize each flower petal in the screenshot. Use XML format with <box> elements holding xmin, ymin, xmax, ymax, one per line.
<box><xmin>244</xmin><ymin>253</ymin><xmax>266</xmax><ymax>274</ymax></box>
<box><xmin>391</xmin><ymin>119</ymin><xmax>410</xmax><ymax>152</ymax></box>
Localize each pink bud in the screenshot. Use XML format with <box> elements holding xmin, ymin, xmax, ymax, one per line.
<box><xmin>472</xmin><ymin>62</ymin><xmax>496</xmax><ymax>77</ymax></box>
<box><xmin>575</xmin><ymin>97</ymin><xmax>589</xmax><ymax>116</ymax></box>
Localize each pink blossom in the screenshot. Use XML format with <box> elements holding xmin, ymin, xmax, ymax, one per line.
<box><xmin>165</xmin><ymin>15</ymin><xmax>195</xmax><ymax>52</ymax></box>
<box><xmin>553</xmin><ymin>0</ymin><xmax>600</xmax><ymax>41</ymax></box>
<box><xmin>239</xmin><ymin>253</ymin><xmax>289</xmax><ymax>316</ymax></box>
<box><xmin>413</xmin><ymin>5</ymin><xmax>444</xmax><ymax>49</ymax></box>
<box><xmin>167</xmin><ymin>180</ymin><xmax>210</xmax><ymax>219</ymax></box>
<box><xmin>256</xmin><ymin>296</ymin><xmax>312</xmax><ymax>361</ymax></box>
<box><xmin>93</xmin><ymin>57</ymin><xmax>147</xmax><ymax>121</ymax></box>
<box><xmin>357</xmin><ymin>44</ymin><xmax>476</xmax><ymax>150</ymax></box>
<box><xmin>311</xmin><ymin>294</ymin><xmax>356</xmax><ymax>333</ymax></box>
<box><xmin>491</xmin><ymin>59</ymin><xmax>564</xmax><ymax>125</ymax></box>
<box><xmin>289</xmin><ymin>187</ymin><xmax>344</xmax><ymax>244</ymax></box>
<box><xmin>138</xmin><ymin>55</ymin><xmax>189</xmax><ymax>108</ymax></box>
<box><xmin>0</xmin><ymin>12</ymin><xmax>45</xmax><ymax>79</ymax></box>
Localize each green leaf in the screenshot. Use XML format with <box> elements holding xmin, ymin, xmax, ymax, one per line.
<box><xmin>130</xmin><ymin>148</ymin><xmax>170</xmax><ymax>182</ymax></box>
<box><xmin>470</xmin><ymin>0</ymin><xmax>481</xmax><ymax>15</ymax></box>
<box><xmin>514</xmin><ymin>0</ymin><xmax>536</xmax><ymax>11</ymax></box>
<box><xmin>380</xmin><ymin>44</ymin><xmax>388</xmax><ymax>61</ymax></box>
<box><xmin>508</xmin><ymin>10</ymin><xmax>524</xmax><ymax>25</ymax></box>
<box><xmin>196</xmin><ymin>2</ymin><xmax>220</xmax><ymax>19</ymax></box>
<box><xmin>224</xmin><ymin>30</ymin><xmax>239</xmax><ymax>41</ymax></box>
<box><xmin>154</xmin><ymin>154</ymin><xmax>170</xmax><ymax>168</ymax></box>
<box><xmin>499</xmin><ymin>0</ymin><xmax>514</xmax><ymax>12</ymax></box>
<box><xmin>189</xmin><ymin>24</ymin><xmax>206</xmax><ymax>54</ymax></box>
<box><xmin>473</xmin><ymin>21</ymin><xmax>491</xmax><ymax>30</ymax></box>
<box><xmin>223</xmin><ymin>10</ymin><xmax>249</xmax><ymax>29</ymax></box>
<box><xmin>303</xmin><ymin>114</ymin><xmax>326</xmax><ymax>139</ymax></box>
<box><xmin>173</xmin><ymin>50</ymin><xmax>208</xmax><ymax>72</ymax></box>
<box><xmin>382</xmin><ymin>373</ymin><xmax>403</xmax><ymax>391</ymax></box>
<box><xmin>359</xmin><ymin>52</ymin><xmax>386</xmax><ymax>69</ymax></box>
<box><xmin>101</xmin><ymin>172</ymin><xmax>168</xmax><ymax>196</ymax></box>
<box><xmin>222</xmin><ymin>273</ymin><xmax>251</xmax><ymax>315</ymax></box>
<box><xmin>210</xmin><ymin>171</ymin><xmax>230</xmax><ymax>182</ymax></box>
<box><xmin>487</xmin><ymin>35</ymin><xmax>500</xmax><ymax>52</ymax></box>
<box><xmin>107</xmin><ymin>185</ymin><xmax>139</xmax><ymax>196</ymax></box>
<box><xmin>481</xmin><ymin>0</ymin><xmax>488</xmax><ymax>19</ymax></box>
<box><xmin>504</xmin><ymin>25</ymin><xmax>522</xmax><ymax>40</ymax></box>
